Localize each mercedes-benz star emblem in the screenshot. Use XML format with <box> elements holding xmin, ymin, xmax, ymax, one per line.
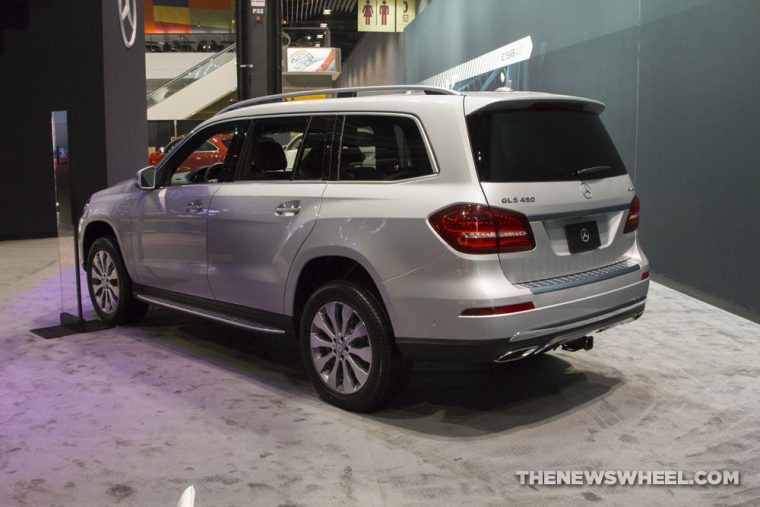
<box><xmin>118</xmin><ymin>0</ymin><xmax>137</xmax><ymax>49</ymax></box>
<box><xmin>580</xmin><ymin>183</ymin><xmax>593</xmax><ymax>199</ymax></box>
<box><xmin>580</xmin><ymin>227</ymin><xmax>591</xmax><ymax>243</ymax></box>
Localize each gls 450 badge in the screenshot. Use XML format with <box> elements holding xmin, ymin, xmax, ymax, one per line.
<box><xmin>502</xmin><ymin>196</ymin><xmax>536</xmax><ymax>204</ymax></box>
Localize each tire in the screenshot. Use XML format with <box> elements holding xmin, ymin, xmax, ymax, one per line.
<box><xmin>86</xmin><ymin>236</ymin><xmax>148</xmax><ymax>325</ymax></box>
<box><xmin>299</xmin><ymin>281</ymin><xmax>409</xmax><ymax>412</ymax></box>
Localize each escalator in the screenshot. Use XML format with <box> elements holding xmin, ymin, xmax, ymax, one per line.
<box><xmin>147</xmin><ymin>44</ymin><xmax>237</xmax><ymax>120</ymax></box>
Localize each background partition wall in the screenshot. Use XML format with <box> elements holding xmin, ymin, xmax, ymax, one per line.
<box><xmin>0</xmin><ymin>0</ymin><xmax>148</xmax><ymax>240</ymax></box>
<box><xmin>340</xmin><ymin>0</ymin><xmax>760</xmax><ymax>313</ymax></box>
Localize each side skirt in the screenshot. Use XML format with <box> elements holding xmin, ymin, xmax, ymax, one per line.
<box><xmin>133</xmin><ymin>285</ymin><xmax>294</xmax><ymax>335</ymax></box>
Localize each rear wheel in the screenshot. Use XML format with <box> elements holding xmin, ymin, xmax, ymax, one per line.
<box><xmin>86</xmin><ymin>237</ymin><xmax>148</xmax><ymax>325</ymax></box>
<box><xmin>300</xmin><ymin>281</ymin><xmax>409</xmax><ymax>412</ymax></box>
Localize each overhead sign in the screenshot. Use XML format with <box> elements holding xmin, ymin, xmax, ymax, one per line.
<box><xmin>396</xmin><ymin>0</ymin><xmax>415</xmax><ymax>31</ymax></box>
<box><xmin>286</xmin><ymin>48</ymin><xmax>338</xmax><ymax>73</ymax></box>
<box><xmin>420</xmin><ymin>36</ymin><xmax>534</xmax><ymax>89</ymax></box>
<box><xmin>359</xmin><ymin>0</ymin><xmax>414</xmax><ymax>33</ymax></box>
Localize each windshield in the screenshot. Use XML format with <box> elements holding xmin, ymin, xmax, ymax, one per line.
<box><xmin>467</xmin><ymin>109</ymin><xmax>627</xmax><ymax>182</ymax></box>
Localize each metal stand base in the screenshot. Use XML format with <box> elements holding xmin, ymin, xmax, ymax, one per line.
<box><xmin>30</xmin><ymin>313</ymin><xmax>110</xmax><ymax>340</ymax></box>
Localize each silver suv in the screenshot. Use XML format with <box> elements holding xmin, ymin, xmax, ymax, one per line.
<box><xmin>79</xmin><ymin>86</ymin><xmax>649</xmax><ymax>411</ymax></box>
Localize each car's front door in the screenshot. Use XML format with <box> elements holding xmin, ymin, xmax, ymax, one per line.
<box><xmin>207</xmin><ymin>115</ymin><xmax>336</xmax><ymax>314</ymax></box>
<box><xmin>131</xmin><ymin>120</ymin><xmax>249</xmax><ymax>298</ymax></box>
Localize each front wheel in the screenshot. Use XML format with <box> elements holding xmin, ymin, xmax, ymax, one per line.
<box><xmin>86</xmin><ymin>237</ymin><xmax>148</xmax><ymax>325</ymax></box>
<box><xmin>300</xmin><ymin>281</ymin><xmax>409</xmax><ymax>412</ymax></box>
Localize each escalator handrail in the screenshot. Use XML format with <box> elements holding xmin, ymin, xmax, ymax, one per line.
<box><xmin>146</xmin><ymin>44</ymin><xmax>236</xmax><ymax>104</ymax></box>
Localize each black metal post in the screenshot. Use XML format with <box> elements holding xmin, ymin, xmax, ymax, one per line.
<box><xmin>235</xmin><ymin>0</ymin><xmax>281</xmax><ymax>100</ymax></box>
<box><xmin>266</xmin><ymin>0</ymin><xmax>282</xmax><ymax>96</ymax></box>
<box><xmin>235</xmin><ymin>0</ymin><xmax>254</xmax><ymax>100</ymax></box>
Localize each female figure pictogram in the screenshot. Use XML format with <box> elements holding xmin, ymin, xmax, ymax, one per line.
<box><xmin>362</xmin><ymin>0</ymin><xmax>374</xmax><ymax>25</ymax></box>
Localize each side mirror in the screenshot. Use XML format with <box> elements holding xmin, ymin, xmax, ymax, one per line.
<box><xmin>137</xmin><ymin>166</ymin><xmax>157</xmax><ymax>190</ymax></box>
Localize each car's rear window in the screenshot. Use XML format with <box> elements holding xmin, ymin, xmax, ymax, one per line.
<box><xmin>466</xmin><ymin>108</ymin><xmax>627</xmax><ymax>182</ymax></box>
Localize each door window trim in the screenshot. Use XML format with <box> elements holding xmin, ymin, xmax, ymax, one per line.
<box><xmin>332</xmin><ymin>112</ymin><xmax>440</xmax><ymax>183</ymax></box>
<box><xmin>233</xmin><ymin>113</ymin><xmax>338</xmax><ymax>183</ymax></box>
<box><xmin>159</xmin><ymin>119</ymin><xmax>251</xmax><ymax>187</ymax></box>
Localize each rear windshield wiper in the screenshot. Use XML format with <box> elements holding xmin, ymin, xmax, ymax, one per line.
<box><xmin>575</xmin><ymin>165</ymin><xmax>613</xmax><ymax>178</ymax></box>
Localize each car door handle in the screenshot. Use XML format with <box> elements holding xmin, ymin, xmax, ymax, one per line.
<box><xmin>185</xmin><ymin>200</ymin><xmax>205</xmax><ymax>213</ymax></box>
<box><xmin>275</xmin><ymin>200</ymin><xmax>301</xmax><ymax>216</ymax></box>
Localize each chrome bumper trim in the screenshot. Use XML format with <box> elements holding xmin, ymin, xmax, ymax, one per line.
<box><xmin>528</xmin><ymin>203</ymin><xmax>629</xmax><ymax>222</ymax></box>
<box><xmin>510</xmin><ymin>297</ymin><xmax>646</xmax><ymax>343</ymax></box>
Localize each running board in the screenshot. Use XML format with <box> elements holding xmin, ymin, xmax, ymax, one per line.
<box><xmin>135</xmin><ymin>294</ymin><xmax>286</xmax><ymax>335</ymax></box>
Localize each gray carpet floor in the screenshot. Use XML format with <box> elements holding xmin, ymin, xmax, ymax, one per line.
<box><xmin>1</xmin><ymin>238</ymin><xmax>758</xmax><ymax>506</ymax></box>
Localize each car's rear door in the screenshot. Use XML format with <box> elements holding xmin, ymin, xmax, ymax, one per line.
<box><xmin>465</xmin><ymin>98</ymin><xmax>639</xmax><ymax>284</ymax></box>
<box><xmin>207</xmin><ymin>114</ymin><xmax>336</xmax><ymax>314</ymax></box>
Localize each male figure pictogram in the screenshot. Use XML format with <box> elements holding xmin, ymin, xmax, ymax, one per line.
<box><xmin>379</xmin><ymin>0</ymin><xmax>390</xmax><ymax>25</ymax></box>
<box><xmin>362</xmin><ymin>0</ymin><xmax>374</xmax><ymax>25</ymax></box>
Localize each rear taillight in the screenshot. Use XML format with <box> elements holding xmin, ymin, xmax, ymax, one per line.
<box><xmin>623</xmin><ymin>195</ymin><xmax>640</xmax><ymax>233</ymax></box>
<box><xmin>428</xmin><ymin>203</ymin><xmax>535</xmax><ymax>254</ymax></box>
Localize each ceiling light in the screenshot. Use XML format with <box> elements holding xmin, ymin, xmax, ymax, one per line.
<box><xmin>316</xmin><ymin>34</ymin><xmax>324</xmax><ymax>39</ymax></box>
<box><xmin>320</xmin><ymin>22</ymin><xmax>328</xmax><ymax>28</ymax></box>
<box><xmin>323</xmin><ymin>9</ymin><xmax>332</xmax><ymax>15</ymax></box>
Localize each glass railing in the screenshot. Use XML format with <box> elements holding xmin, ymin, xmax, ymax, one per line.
<box><xmin>147</xmin><ymin>44</ymin><xmax>236</xmax><ymax>109</ymax></box>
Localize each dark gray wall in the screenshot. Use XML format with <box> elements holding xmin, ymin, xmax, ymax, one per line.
<box><xmin>337</xmin><ymin>32</ymin><xmax>403</xmax><ymax>87</ymax></box>
<box><xmin>636</xmin><ymin>0</ymin><xmax>760</xmax><ymax>311</ymax></box>
<box><xmin>341</xmin><ymin>0</ymin><xmax>760</xmax><ymax>312</ymax></box>
<box><xmin>0</xmin><ymin>0</ymin><xmax>147</xmax><ymax>239</ymax></box>
<box><xmin>102</xmin><ymin>0</ymin><xmax>150</xmax><ymax>186</ymax></box>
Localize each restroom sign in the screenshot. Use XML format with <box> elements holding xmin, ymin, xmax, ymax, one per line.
<box><xmin>396</xmin><ymin>0</ymin><xmax>415</xmax><ymax>31</ymax></box>
<box><xmin>359</xmin><ymin>0</ymin><xmax>415</xmax><ymax>32</ymax></box>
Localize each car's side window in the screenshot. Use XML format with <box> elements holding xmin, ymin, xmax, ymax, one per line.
<box><xmin>238</xmin><ymin>116</ymin><xmax>309</xmax><ymax>181</ymax></box>
<box><xmin>164</xmin><ymin>121</ymin><xmax>248</xmax><ymax>186</ymax></box>
<box><xmin>293</xmin><ymin>116</ymin><xmax>335</xmax><ymax>181</ymax></box>
<box><xmin>337</xmin><ymin>115</ymin><xmax>434</xmax><ymax>181</ymax></box>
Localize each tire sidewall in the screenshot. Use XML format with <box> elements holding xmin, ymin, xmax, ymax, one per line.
<box><xmin>299</xmin><ymin>281</ymin><xmax>394</xmax><ymax>412</ymax></box>
<box><xmin>86</xmin><ymin>237</ymin><xmax>132</xmax><ymax>325</ymax></box>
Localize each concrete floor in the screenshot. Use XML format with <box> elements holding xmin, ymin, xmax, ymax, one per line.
<box><xmin>1</xmin><ymin>238</ymin><xmax>759</xmax><ymax>506</ymax></box>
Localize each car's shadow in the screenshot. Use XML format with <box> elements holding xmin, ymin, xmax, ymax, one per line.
<box><xmin>139</xmin><ymin>308</ymin><xmax>622</xmax><ymax>437</ymax></box>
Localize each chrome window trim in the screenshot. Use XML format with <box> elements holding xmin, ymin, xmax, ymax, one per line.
<box><xmin>156</xmin><ymin>118</ymin><xmax>248</xmax><ymax>182</ymax></box>
<box><xmin>207</xmin><ymin>111</ymin><xmax>441</xmax><ymax>179</ymax></box>
<box><xmin>336</xmin><ymin>112</ymin><xmax>440</xmax><ymax>177</ymax></box>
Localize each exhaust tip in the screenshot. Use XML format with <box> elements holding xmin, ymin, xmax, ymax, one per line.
<box><xmin>495</xmin><ymin>346</ymin><xmax>538</xmax><ymax>363</ymax></box>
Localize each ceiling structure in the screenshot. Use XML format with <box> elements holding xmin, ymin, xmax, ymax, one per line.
<box><xmin>281</xmin><ymin>0</ymin><xmax>363</xmax><ymax>60</ymax></box>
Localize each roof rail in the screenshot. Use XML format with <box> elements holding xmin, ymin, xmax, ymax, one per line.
<box><xmin>220</xmin><ymin>85</ymin><xmax>459</xmax><ymax>113</ymax></box>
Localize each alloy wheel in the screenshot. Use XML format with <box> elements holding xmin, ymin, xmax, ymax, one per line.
<box><xmin>309</xmin><ymin>301</ymin><xmax>373</xmax><ymax>394</ymax></box>
<box><xmin>90</xmin><ymin>250</ymin><xmax>119</xmax><ymax>314</ymax></box>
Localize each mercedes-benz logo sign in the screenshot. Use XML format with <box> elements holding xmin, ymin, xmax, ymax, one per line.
<box><xmin>580</xmin><ymin>183</ymin><xmax>593</xmax><ymax>199</ymax></box>
<box><xmin>118</xmin><ymin>0</ymin><xmax>137</xmax><ymax>49</ymax></box>
<box><xmin>580</xmin><ymin>227</ymin><xmax>591</xmax><ymax>243</ymax></box>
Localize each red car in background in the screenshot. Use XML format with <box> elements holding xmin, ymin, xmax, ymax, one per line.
<box><xmin>148</xmin><ymin>134</ymin><xmax>232</xmax><ymax>170</ymax></box>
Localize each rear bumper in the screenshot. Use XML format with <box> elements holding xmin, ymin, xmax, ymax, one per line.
<box><xmin>383</xmin><ymin>246</ymin><xmax>650</xmax><ymax>362</ymax></box>
<box><xmin>396</xmin><ymin>297</ymin><xmax>645</xmax><ymax>363</ymax></box>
